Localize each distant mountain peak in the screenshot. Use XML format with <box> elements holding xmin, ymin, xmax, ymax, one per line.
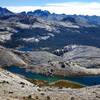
<box><xmin>0</xmin><ymin>7</ymin><xmax>14</xmax><ymax>16</ymax></box>
<box><xmin>27</xmin><ymin>9</ymin><xmax>51</xmax><ymax>16</ymax></box>
<box><xmin>34</xmin><ymin>9</ymin><xmax>50</xmax><ymax>14</ymax></box>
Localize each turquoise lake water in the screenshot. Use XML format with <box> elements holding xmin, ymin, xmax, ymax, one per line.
<box><xmin>7</xmin><ymin>66</ymin><xmax>100</xmax><ymax>86</ymax></box>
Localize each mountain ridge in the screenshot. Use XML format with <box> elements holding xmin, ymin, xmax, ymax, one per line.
<box><xmin>0</xmin><ymin>6</ymin><xmax>100</xmax><ymax>50</ymax></box>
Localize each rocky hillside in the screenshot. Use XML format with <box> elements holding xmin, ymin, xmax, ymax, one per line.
<box><xmin>63</xmin><ymin>45</ymin><xmax>100</xmax><ymax>68</ymax></box>
<box><xmin>33</xmin><ymin>85</ymin><xmax>100</xmax><ymax>100</ymax></box>
<box><xmin>12</xmin><ymin>45</ymin><xmax>100</xmax><ymax>76</ymax></box>
<box><xmin>1</xmin><ymin>45</ymin><xmax>100</xmax><ymax>76</ymax></box>
<box><xmin>0</xmin><ymin>46</ymin><xmax>26</xmax><ymax>67</ymax></box>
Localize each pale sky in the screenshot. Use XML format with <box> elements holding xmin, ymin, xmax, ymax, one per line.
<box><xmin>0</xmin><ymin>0</ymin><xmax>100</xmax><ymax>16</ymax></box>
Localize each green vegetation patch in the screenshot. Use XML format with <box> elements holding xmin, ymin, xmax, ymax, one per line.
<box><xmin>28</xmin><ymin>78</ymin><xmax>84</xmax><ymax>89</ymax></box>
<box><xmin>49</xmin><ymin>80</ymin><xmax>84</xmax><ymax>88</ymax></box>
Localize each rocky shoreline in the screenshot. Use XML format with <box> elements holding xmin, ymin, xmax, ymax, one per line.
<box><xmin>0</xmin><ymin>68</ymin><xmax>100</xmax><ymax>100</ymax></box>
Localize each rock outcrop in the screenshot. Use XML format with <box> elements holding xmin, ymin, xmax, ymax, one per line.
<box><xmin>0</xmin><ymin>46</ymin><xmax>26</xmax><ymax>67</ymax></box>
<box><xmin>63</xmin><ymin>45</ymin><xmax>100</xmax><ymax>68</ymax></box>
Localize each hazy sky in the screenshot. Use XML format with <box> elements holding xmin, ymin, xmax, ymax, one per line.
<box><xmin>0</xmin><ymin>0</ymin><xmax>100</xmax><ymax>16</ymax></box>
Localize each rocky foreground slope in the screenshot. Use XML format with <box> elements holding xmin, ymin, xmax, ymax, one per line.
<box><xmin>0</xmin><ymin>68</ymin><xmax>100</xmax><ymax>100</ymax></box>
<box><xmin>0</xmin><ymin>68</ymin><xmax>37</xmax><ymax>100</ymax></box>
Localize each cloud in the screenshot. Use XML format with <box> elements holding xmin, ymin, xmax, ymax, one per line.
<box><xmin>6</xmin><ymin>2</ymin><xmax>100</xmax><ymax>16</ymax></box>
